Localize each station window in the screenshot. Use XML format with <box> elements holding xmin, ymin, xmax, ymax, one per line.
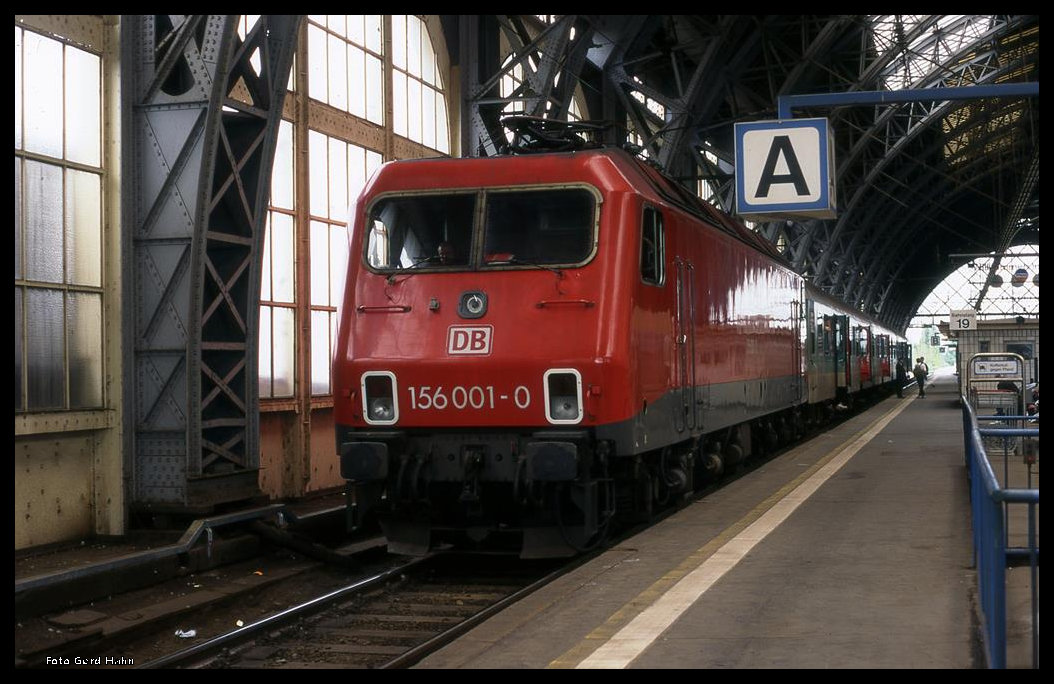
<box><xmin>259</xmin><ymin>120</ymin><xmax>296</xmax><ymax>399</ymax></box>
<box><xmin>15</xmin><ymin>27</ymin><xmax>104</xmax><ymax>412</ymax></box>
<box><xmin>259</xmin><ymin>16</ymin><xmax>449</xmax><ymax>404</ymax></box>
<box><xmin>307</xmin><ymin>130</ymin><xmax>383</xmax><ymax>395</ymax></box>
<box><xmin>392</xmin><ymin>15</ymin><xmax>449</xmax><ymax>153</ymax></box>
<box><xmin>307</xmin><ymin>15</ymin><xmax>384</xmax><ymax>126</ymax></box>
<box><xmin>641</xmin><ymin>207</ymin><xmax>665</xmax><ymax>285</ymax></box>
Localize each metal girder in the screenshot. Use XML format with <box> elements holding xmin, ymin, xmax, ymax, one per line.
<box><xmin>460</xmin><ymin>15</ymin><xmax>594</xmax><ymax>157</ymax></box>
<box><xmin>970</xmin><ymin>148</ymin><xmax>1040</xmax><ymax>311</ymax></box>
<box><xmin>452</xmin><ymin>15</ymin><xmax>1037</xmax><ymax>331</ymax></box>
<box><xmin>805</xmin><ymin>23</ymin><xmax>1036</xmax><ymax>314</ymax></box>
<box><xmin>123</xmin><ymin>15</ymin><xmax>299</xmax><ymax>510</ymax></box>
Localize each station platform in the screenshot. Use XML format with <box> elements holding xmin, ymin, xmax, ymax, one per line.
<box><xmin>416</xmin><ymin>368</ymin><xmax>998</xmax><ymax>669</ymax></box>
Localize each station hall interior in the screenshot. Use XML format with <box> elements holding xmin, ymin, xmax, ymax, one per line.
<box><xmin>14</xmin><ymin>14</ymin><xmax>1038</xmax><ymax>557</ymax></box>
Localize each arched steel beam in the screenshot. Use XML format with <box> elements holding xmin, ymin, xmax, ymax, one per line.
<box><xmin>812</xmin><ymin>64</ymin><xmax>1036</xmax><ymax>300</ymax></box>
<box><xmin>123</xmin><ymin>15</ymin><xmax>300</xmax><ymax>511</ymax></box>
<box><xmin>796</xmin><ymin>16</ymin><xmax>1029</xmax><ymax>277</ymax></box>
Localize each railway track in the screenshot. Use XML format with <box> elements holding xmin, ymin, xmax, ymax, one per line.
<box><xmin>15</xmin><ymin>392</ymin><xmax>890</xmax><ymax>670</ymax></box>
<box><xmin>143</xmin><ymin>553</ymin><xmax>567</xmax><ymax>669</ymax></box>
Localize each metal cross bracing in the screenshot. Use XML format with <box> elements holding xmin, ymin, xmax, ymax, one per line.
<box><xmin>788</xmin><ymin>15</ymin><xmax>1039</xmax><ymax>331</ymax></box>
<box><xmin>460</xmin><ymin>14</ymin><xmax>597</xmax><ymax>157</ymax></box>
<box><xmin>123</xmin><ymin>15</ymin><xmax>300</xmax><ymax>511</ymax></box>
<box><xmin>460</xmin><ymin>15</ymin><xmax>1038</xmax><ymax>335</ymax></box>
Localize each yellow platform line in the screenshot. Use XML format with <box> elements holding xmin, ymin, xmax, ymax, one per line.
<box><xmin>549</xmin><ymin>396</ymin><xmax>915</xmax><ymax>669</ymax></box>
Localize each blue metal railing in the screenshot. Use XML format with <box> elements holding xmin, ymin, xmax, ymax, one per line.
<box><xmin>961</xmin><ymin>399</ymin><xmax>1039</xmax><ymax>669</ymax></box>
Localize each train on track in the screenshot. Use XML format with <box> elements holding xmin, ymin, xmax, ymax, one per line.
<box><xmin>333</xmin><ymin>122</ymin><xmax>909</xmax><ymax>558</ymax></box>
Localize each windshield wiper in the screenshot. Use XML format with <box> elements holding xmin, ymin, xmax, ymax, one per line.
<box><xmin>502</xmin><ymin>256</ymin><xmax>564</xmax><ymax>278</ymax></box>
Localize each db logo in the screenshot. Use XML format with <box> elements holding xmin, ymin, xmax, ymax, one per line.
<box><xmin>447</xmin><ymin>326</ymin><xmax>493</xmax><ymax>355</ymax></box>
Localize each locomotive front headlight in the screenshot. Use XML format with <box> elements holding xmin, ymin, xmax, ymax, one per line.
<box><xmin>369</xmin><ymin>397</ymin><xmax>394</xmax><ymax>422</ymax></box>
<box><xmin>544</xmin><ymin>369</ymin><xmax>583</xmax><ymax>424</ymax></box>
<box><xmin>361</xmin><ymin>371</ymin><xmax>399</xmax><ymax>425</ymax></box>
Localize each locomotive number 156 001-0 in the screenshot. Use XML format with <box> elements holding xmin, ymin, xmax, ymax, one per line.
<box><xmin>406</xmin><ymin>384</ymin><xmax>532</xmax><ymax>411</ymax></box>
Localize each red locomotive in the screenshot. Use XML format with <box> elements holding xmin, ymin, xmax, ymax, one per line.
<box><xmin>333</xmin><ymin>133</ymin><xmax>907</xmax><ymax>558</ymax></box>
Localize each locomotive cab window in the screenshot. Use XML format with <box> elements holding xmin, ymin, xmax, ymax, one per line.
<box><xmin>365</xmin><ymin>186</ymin><xmax>597</xmax><ymax>272</ymax></box>
<box><xmin>366</xmin><ymin>193</ymin><xmax>476</xmax><ymax>270</ymax></box>
<box><xmin>483</xmin><ymin>188</ymin><xmax>596</xmax><ymax>266</ymax></box>
<box><xmin>640</xmin><ymin>206</ymin><xmax>665</xmax><ymax>285</ymax></box>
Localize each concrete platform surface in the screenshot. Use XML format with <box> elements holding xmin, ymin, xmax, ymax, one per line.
<box><xmin>417</xmin><ymin>369</ymin><xmax>1002</xmax><ymax>669</ymax></box>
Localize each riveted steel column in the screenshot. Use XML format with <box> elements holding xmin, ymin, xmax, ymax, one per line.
<box><xmin>123</xmin><ymin>15</ymin><xmax>300</xmax><ymax>511</ymax></box>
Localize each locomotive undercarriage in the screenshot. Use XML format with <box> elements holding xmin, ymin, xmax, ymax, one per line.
<box><xmin>338</xmin><ymin>409</ymin><xmax>810</xmax><ymax>558</ymax></box>
<box><xmin>340</xmin><ymin>428</ymin><xmax>618</xmax><ymax>558</ymax></box>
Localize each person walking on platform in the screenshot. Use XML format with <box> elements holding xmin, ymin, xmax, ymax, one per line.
<box><xmin>913</xmin><ymin>357</ymin><xmax>929</xmax><ymax>398</ymax></box>
<box><xmin>895</xmin><ymin>357</ymin><xmax>908</xmax><ymax>398</ymax></box>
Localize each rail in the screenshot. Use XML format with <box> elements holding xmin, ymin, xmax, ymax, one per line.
<box><xmin>961</xmin><ymin>398</ymin><xmax>1039</xmax><ymax>669</ymax></box>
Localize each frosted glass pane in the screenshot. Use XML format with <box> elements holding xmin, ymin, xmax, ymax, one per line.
<box><xmin>330</xmin><ymin>312</ymin><xmax>339</xmax><ymax>362</ymax></box>
<box><xmin>422</xmin><ymin>86</ymin><xmax>436</xmax><ymax>149</ymax></box>
<box><xmin>272</xmin><ymin>306</ymin><xmax>295</xmax><ymax>397</ymax></box>
<box><xmin>67</xmin><ymin>292</ymin><xmax>103</xmax><ymax>408</ymax></box>
<box><xmin>23</xmin><ymin>32</ymin><xmax>63</xmax><ymax>158</ymax></box>
<box><xmin>258</xmin><ymin>305</ymin><xmax>272</xmax><ymax>396</ymax></box>
<box><xmin>26</xmin><ymin>288</ymin><xmax>64</xmax><ymax>409</ymax></box>
<box><xmin>310</xmin><ymin>221</ymin><xmax>329</xmax><ymax>306</ymax></box>
<box><xmin>311</xmin><ymin>310</ymin><xmax>330</xmax><ymax>395</ymax></box>
<box><xmin>271</xmin><ymin>212</ymin><xmax>295</xmax><ymax>303</ymax></box>
<box><xmin>393</xmin><ymin>70</ymin><xmax>407</xmax><ymax>138</ymax></box>
<box><xmin>392</xmin><ymin>15</ymin><xmax>406</xmax><ymax>70</ymax></box>
<box><xmin>328</xmin><ymin>138</ymin><xmax>347</xmax><ymax>220</ymax></box>
<box><xmin>328</xmin><ymin>34</ymin><xmax>348</xmax><ymax>112</ymax></box>
<box><xmin>15</xmin><ymin>289</ymin><xmax>23</xmax><ymax>410</ymax></box>
<box><xmin>15</xmin><ymin>159</ymin><xmax>22</xmax><ymax>280</ymax></box>
<box><xmin>366</xmin><ymin>55</ymin><xmax>383</xmax><ymax>125</ymax></box>
<box><xmin>308</xmin><ymin>24</ymin><xmax>327</xmax><ymax>102</ymax></box>
<box><xmin>330</xmin><ymin>225</ymin><xmax>349</xmax><ymax>307</ymax></box>
<box><xmin>309</xmin><ymin>130</ymin><xmax>328</xmax><ymax>217</ymax></box>
<box><xmin>260</xmin><ymin>214</ymin><xmax>272</xmax><ymax>301</ymax></box>
<box><xmin>66</xmin><ymin>169</ymin><xmax>102</xmax><ymax>286</ymax></box>
<box><xmin>65</xmin><ymin>47</ymin><xmax>101</xmax><ymax>167</ymax></box>
<box><xmin>25</xmin><ymin>160</ymin><xmax>63</xmax><ymax>283</ymax></box>
<box><xmin>408</xmin><ymin>78</ymin><xmax>421</xmax><ymax>144</ymax></box>
<box><xmin>348</xmin><ymin>46</ymin><xmax>365</xmax><ymax>120</ymax></box>
<box><xmin>348</xmin><ymin>145</ymin><xmax>366</xmax><ymax>202</ymax></box>
<box><xmin>348</xmin><ymin>15</ymin><xmax>365</xmax><ymax>46</ymax></box>
<box><xmin>421</xmin><ymin>27</ymin><xmax>435</xmax><ymax>86</ymax></box>
<box><xmin>407</xmin><ymin>16</ymin><xmax>421</xmax><ymax>77</ymax></box>
<box><xmin>327</xmin><ymin>15</ymin><xmax>345</xmax><ymax>38</ymax></box>
<box><xmin>365</xmin><ymin>15</ymin><xmax>382</xmax><ymax>54</ymax></box>
<box><xmin>366</xmin><ymin>151</ymin><xmax>383</xmax><ymax>179</ymax></box>
<box><xmin>437</xmin><ymin>95</ymin><xmax>449</xmax><ymax>154</ymax></box>
<box><xmin>15</xmin><ymin>27</ymin><xmax>22</xmax><ymax>150</ymax></box>
<box><xmin>270</xmin><ymin>120</ymin><xmax>294</xmax><ymax>210</ymax></box>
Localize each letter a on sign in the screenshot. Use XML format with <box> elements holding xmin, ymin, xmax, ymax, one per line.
<box><xmin>755</xmin><ymin>136</ymin><xmax>810</xmax><ymax>198</ymax></box>
<box><xmin>734</xmin><ymin>118</ymin><xmax>836</xmax><ymax>219</ymax></box>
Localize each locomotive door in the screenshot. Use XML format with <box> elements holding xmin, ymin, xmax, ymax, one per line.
<box><xmin>833</xmin><ymin>314</ymin><xmax>850</xmax><ymax>390</ymax></box>
<box><xmin>792</xmin><ymin>298</ymin><xmax>803</xmax><ymax>402</ymax></box>
<box><xmin>673</xmin><ymin>258</ymin><xmax>698</xmax><ymax>433</ymax></box>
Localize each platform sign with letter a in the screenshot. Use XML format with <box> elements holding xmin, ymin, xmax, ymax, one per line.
<box><xmin>734</xmin><ymin>118</ymin><xmax>837</xmax><ymax>220</ymax></box>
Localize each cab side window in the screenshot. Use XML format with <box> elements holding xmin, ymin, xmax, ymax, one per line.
<box><xmin>641</xmin><ymin>206</ymin><xmax>665</xmax><ymax>286</ymax></box>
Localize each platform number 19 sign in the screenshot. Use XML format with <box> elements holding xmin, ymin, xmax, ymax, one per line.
<box><xmin>949</xmin><ymin>309</ymin><xmax>976</xmax><ymax>332</ymax></box>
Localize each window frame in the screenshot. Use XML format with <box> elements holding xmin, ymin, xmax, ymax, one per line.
<box><xmin>361</xmin><ymin>182</ymin><xmax>603</xmax><ymax>275</ymax></box>
<box><xmin>640</xmin><ymin>204</ymin><xmax>666</xmax><ymax>287</ymax></box>
<box><xmin>15</xmin><ymin>24</ymin><xmax>106</xmax><ymax>414</ymax></box>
